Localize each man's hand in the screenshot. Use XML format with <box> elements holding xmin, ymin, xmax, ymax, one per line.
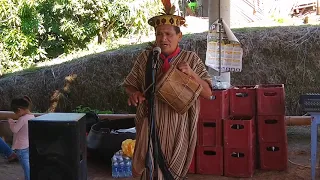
<box><xmin>177</xmin><ymin>62</ymin><xmax>196</xmax><ymax>78</ymax></box>
<box><xmin>128</xmin><ymin>91</ymin><xmax>145</xmax><ymax>106</ymax></box>
<box><xmin>177</xmin><ymin>61</ymin><xmax>212</xmax><ymax>99</ymax></box>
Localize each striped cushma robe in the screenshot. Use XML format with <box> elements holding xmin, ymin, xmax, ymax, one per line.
<box><xmin>124</xmin><ymin>49</ymin><xmax>212</xmax><ymax>180</ymax></box>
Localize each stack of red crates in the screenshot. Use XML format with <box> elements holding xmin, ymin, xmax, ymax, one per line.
<box><xmin>188</xmin><ymin>84</ymin><xmax>288</xmax><ymax>176</ymax></box>
<box><xmin>256</xmin><ymin>84</ymin><xmax>288</xmax><ymax>171</ymax></box>
<box><xmin>189</xmin><ymin>89</ymin><xmax>229</xmax><ymax>175</ymax></box>
<box><xmin>224</xmin><ymin>85</ymin><xmax>256</xmax><ymax>178</ymax></box>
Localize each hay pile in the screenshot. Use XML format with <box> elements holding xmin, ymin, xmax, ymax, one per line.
<box><xmin>0</xmin><ymin>26</ymin><xmax>319</xmax><ymax>115</ymax></box>
<box><xmin>232</xmin><ymin>26</ymin><xmax>320</xmax><ymax>115</ymax></box>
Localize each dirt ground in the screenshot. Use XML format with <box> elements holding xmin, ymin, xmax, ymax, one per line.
<box><xmin>0</xmin><ymin>126</ymin><xmax>317</xmax><ymax>180</ymax></box>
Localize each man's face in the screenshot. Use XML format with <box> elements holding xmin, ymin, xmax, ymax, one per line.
<box><xmin>155</xmin><ymin>24</ymin><xmax>182</xmax><ymax>55</ymax></box>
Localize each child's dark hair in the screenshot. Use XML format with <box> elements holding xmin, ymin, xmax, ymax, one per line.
<box><xmin>11</xmin><ymin>95</ymin><xmax>32</xmax><ymax>112</ymax></box>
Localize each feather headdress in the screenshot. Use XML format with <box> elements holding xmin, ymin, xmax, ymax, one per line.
<box><xmin>148</xmin><ymin>0</ymin><xmax>185</xmax><ymax>28</ymax></box>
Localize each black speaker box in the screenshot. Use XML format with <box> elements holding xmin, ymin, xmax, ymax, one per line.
<box><xmin>29</xmin><ymin>113</ymin><xmax>87</xmax><ymax>180</ymax></box>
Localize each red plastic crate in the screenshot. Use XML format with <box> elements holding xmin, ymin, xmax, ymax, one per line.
<box><xmin>196</xmin><ymin>146</ymin><xmax>223</xmax><ymax>175</ymax></box>
<box><xmin>224</xmin><ymin>117</ymin><xmax>255</xmax><ymax>148</ymax></box>
<box><xmin>230</xmin><ymin>85</ymin><xmax>256</xmax><ymax>117</ymax></box>
<box><xmin>198</xmin><ymin>119</ymin><xmax>223</xmax><ymax>147</ymax></box>
<box><xmin>199</xmin><ymin>89</ymin><xmax>229</xmax><ymax>119</ymax></box>
<box><xmin>259</xmin><ymin>142</ymin><xmax>288</xmax><ymax>171</ymax></box>
<box><xmin>256</xmin><ymin>84</ymin><xmax>285</xmax><ymax>115</ymax></box>
<box><xmin>188</xmin><ymin>149</ymin><xmax>196</xmax><ymax>174</ymax></box>
<box><xmin>255</xmin><ymin>142</ymin><xmax>260</xmax><ymax>169</ymax></box>
<box><xmin>257</xmin><ymin>115</ymin><xmax>287</xmax><ymax>143</ymax></box>
<box><xmin>224</xmin><ymin>146</ymin><xmax>255</xmax><ymax>178</ymax></box>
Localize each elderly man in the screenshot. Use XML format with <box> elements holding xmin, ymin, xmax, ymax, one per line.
<box><xmin>123</xmin><ymin>0</ymin><xmax>212</xmax><ymax>179</ymax></box>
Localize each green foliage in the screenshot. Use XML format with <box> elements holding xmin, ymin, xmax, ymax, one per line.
<box><xmin>73</xmin><ymin>105</ymin><xmax>113</xmax><ymax>114</ymax></box>
<box><xmin>0</xmin><ymin>0</ymin><xmax>36</xmax><ymax>73</ymax></box>
<box><xmin>36</xmin><ymin>0</ymin><xmax>100</xmax><ymax>57</ymax></box>
<box><xmin>128</xmin><ymin>0</ymin><xmax>162</xmax><ymax>36</ymax></box>
<box><xmin>0</xmin><ymin>0</ymin><xmax>162</xmax><ymax>75</ymax></box>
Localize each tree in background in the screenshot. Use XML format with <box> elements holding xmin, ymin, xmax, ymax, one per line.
<box><xmin>0</xmin><ymin>0</ymin><xmax>162</xmax><ymax>74</ymax></box>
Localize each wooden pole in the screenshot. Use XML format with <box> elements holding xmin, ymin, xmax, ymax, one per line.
<box><xmin>0</xmin><ymin>111</ymin><xmax>135</xmax><ymax>121</ymax></box>
<box><xmin>208</xmin><ymin>0</ymin><xmax>231</xmax><ymax>87</ymax></box>
<box><xmin>285</xmin><ymin>116</ymin><xmax>311</xmax><ymax>126</ymax></box>
<box><xmin>0</xmin><ymin>111</ymin><xmax>312</xmax><ymax>126</ymax></box>
<box><xmin>317</xmin><ymin>0</ymin><xmax>320</xmax><ymax>15</ymax></box>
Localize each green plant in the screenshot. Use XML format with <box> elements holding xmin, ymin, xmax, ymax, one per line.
<box><xmin>73</xmin><ymin>105</ymin><xmax>113</xmax><ymax>114</ymax></box>
<box><xmin>0</xmin><ymin>0</ymin><xmax>162</xmax><ymax>74</ymax></box>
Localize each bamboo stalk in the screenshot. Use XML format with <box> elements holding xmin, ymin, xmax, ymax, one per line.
<box><xmin>0</xmin><ymin>111</ymin><xmax>135</xmax><ymax>121</ymax></box>
<box><xmin>0</xmin><ymin>111</ymin><xmax>312</xmax><ymax>125</ymax></box>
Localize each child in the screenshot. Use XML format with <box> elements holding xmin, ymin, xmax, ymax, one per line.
<box><xmin>8</xmin><ymin>95</ymin><xmax>35</xmax><ymax>180</ymax></box>
<box><xmin>0</xmin><ymin>137</ymin><xmax>18</xmax><ymax>162</ymax></box>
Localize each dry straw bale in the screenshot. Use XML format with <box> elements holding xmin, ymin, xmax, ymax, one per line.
<box><xmin>232</xmin><ymin>26</ymin><xmax>320</xmax><ymax>115</ymax></box>
<box><xmin>0</xmin><ymin>47</ymin><xmax>143</xmax><ymax>113</ymax></box>
<box><xmin>0</xmin><ymin>26</ymin><xmax>320</xmax><ymax>115</ymax></box>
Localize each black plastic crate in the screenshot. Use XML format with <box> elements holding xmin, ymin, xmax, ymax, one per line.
<box><xmin>299</xmin><ymin>94</ymin><xmax>320</xmax><ymax>112</ymax></box>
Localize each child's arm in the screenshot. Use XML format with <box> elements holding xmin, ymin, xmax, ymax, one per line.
<box><xmin>8</xmin><ymin>118</ymin><xmax>25</xmax><ymax>133</ymax></box>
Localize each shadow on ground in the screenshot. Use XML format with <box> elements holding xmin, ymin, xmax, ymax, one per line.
<box><xmin>0</xmin><ymin>126</ymin><xmax>317</xmax><ymax>180</ymax></box>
